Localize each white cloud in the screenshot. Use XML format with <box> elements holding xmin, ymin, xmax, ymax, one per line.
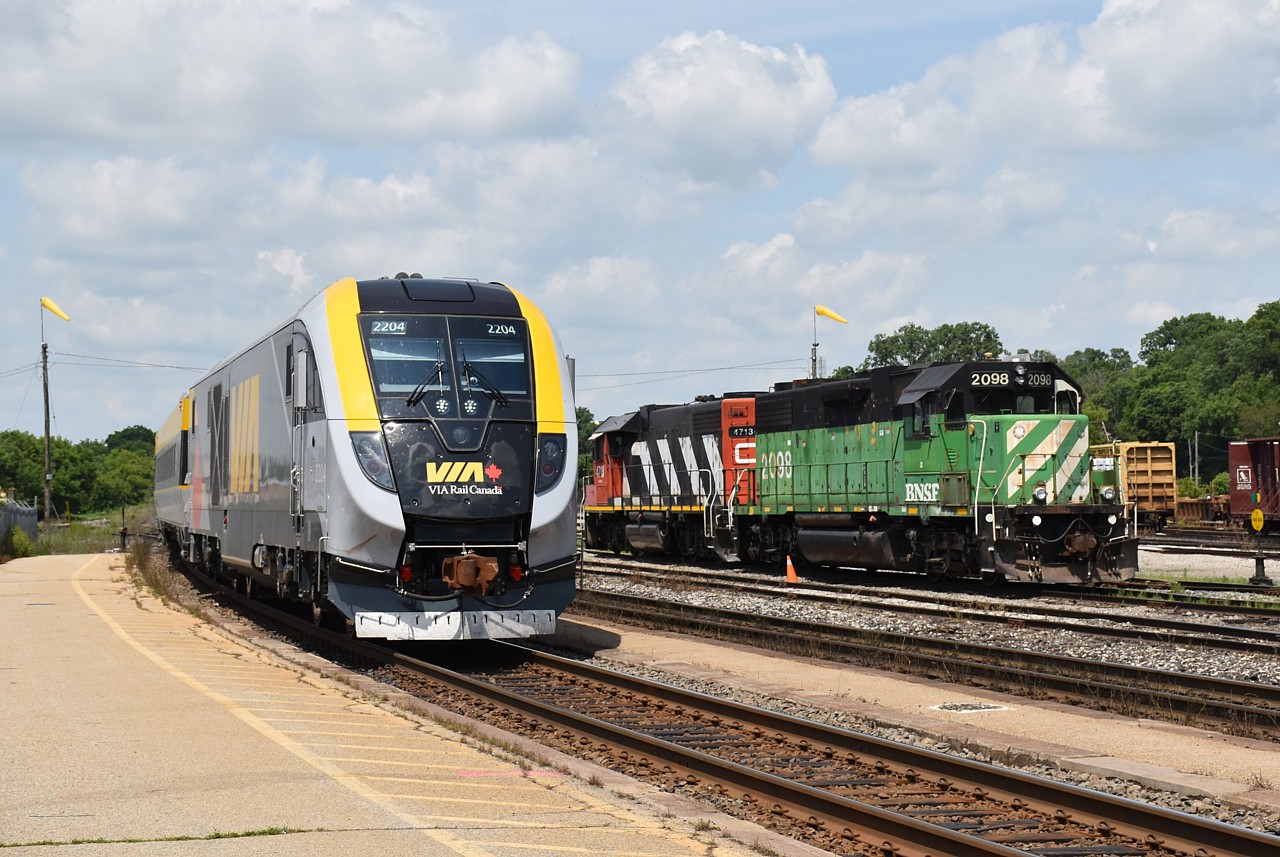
<box><xmin>611</xmin><ymin>30</ymin><xmax>836</xmax><ymax>186</ymax></box>
<box><xmin>799</xmin><ymin>251</ymin><xmax>929</xmax><ymax>310</ymax></box>
<box><xmin>257</xmin><ymin>248</ymin><xmax>314</xmax><ymax>296</ymax></box>
<box><xmin>812</xmin><ymin>0</ymin><xmax>1280</xmax><ymax>178</ymax></box>
<box><xmin>1083</xmin><ymin>0</ymin><xmax>1280</xmax><ymax>138</ymax></box>
<box><xmin>0</xmin><ymin>0</ymin><xmax>578</xmax><ymax>150</ymax></box>
<box><xmin>1154</xmin><ymin>208</ymin><xmax>1280</xmax><ymax>260</ymax></box>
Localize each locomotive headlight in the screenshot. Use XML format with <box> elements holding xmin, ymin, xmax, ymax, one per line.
<box><xmin>351</xmin><ymin>431</ymin><xmax>396</xmax><ymax>491</ymax></box>
<box><xmin>1014</xmin><ymin>364</ymin><xmax>1027</xmax><ymax>386</ymax></box>
<box><xmin>1101</xmin><ymin>486</ymin><xmax>1117</xmax><ymax>502</ymax></box>
<box><xmin>1032</xmin><ymin>515</ymin><xmax>1043</xmax><ymax>526</ymax></box>
<box><xmin>1033</xmin><ymin>485</ymin><xmax>1048</xmax><ymax>503</ymax></box>
<box><xmin>535</xmin><ymin>433</ymin><xmax>567</xmax><ymax>494</ymax></box>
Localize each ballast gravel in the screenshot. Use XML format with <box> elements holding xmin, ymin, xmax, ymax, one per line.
<box><xmin>560</xmin><ymin>550</ymin><xmax>1280</xmax><ymax>836</ymax></box>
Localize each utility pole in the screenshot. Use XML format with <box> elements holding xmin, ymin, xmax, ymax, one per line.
<box><xmin>42</xmin><ymin>338</ymin><xmax>51</xmax><ymax>547</ymax></box>
<box><xmin>38</xmin><ymin>297</ymin><xmax>71</xmax><ymax>548</ymax></box>
<box><xmin>1187</xmin><ymin>429</ymin><xmax>1198</xmax><ymax>491</ymax></box>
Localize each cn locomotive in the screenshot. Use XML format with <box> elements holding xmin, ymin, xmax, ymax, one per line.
<box><xmin>583</xmin><ymin>356</ymin><xmax>1137</xmax><ymax>583</ymax></box>
<box><xmin>155</xmin><ymin>275</ymin><xmax>578</xmax><ymax>639</ymax></box>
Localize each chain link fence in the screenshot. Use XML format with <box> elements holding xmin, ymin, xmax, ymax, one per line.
<box><xmin>1</xmin><ymin>491</ymin><xmax>39</xmax><ymax>547</ymax></box>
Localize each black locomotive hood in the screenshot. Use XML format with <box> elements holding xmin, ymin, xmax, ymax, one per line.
<box><xmin>383</xmin><ymin>421</ymin><xmax>534</xmax><ymax>520</ymax></box>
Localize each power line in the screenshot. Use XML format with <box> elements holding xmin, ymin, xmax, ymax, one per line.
<box><xmin>578</xmin><ymin>358</ymin><xmax>806</xmax><ymax>391</ymax></box>
<box><xmin>0</xmin><ymin>362</ymin><xmax>39</xmax><ymax>380</ymax></box>
<box><xmin>51</xmin><ymin>351</ymin><xmax>205</xmax><ymax>371</ymax></box>
<box><xmin>577</xmin><ymin>357</ymin><xmax>801</xmax><ymax>378</ymax></box>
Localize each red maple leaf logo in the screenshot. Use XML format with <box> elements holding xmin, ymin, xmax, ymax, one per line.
<box><xmin>484</xmin><ymin>462</ymin><xmax>503</xmax><ymax>481</ymax></box>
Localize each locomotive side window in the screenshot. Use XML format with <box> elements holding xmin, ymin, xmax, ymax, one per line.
<box><xmin>943</xmin><ymin>389</ymin><xmax>966</xmax><ymax>429</ymax></box>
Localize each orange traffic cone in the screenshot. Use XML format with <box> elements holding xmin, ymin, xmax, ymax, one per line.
<box><xmin>785</xmin><ymin>555</ymin><xmax>799</xmax><ymax>584</ymax></box>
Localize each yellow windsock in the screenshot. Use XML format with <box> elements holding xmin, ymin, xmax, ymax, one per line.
<box><xmin>815</xmin><ymin>304</ymin><xmax>847</xmax><ymax>324</ymax></box>
<box><xmin>40</xmin><ymin>296</ymin><xmax>70</xmax><ymax>322</ymax></box>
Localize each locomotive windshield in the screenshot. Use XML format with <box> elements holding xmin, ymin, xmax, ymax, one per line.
<box><xmin>970</xmin><ymin>388</ymin><xmax>1057</xmax><ymax>415</ymax></box>
<box><xmin>360</xmin><ymin>315</ymin><xmax>532</xmax><ymax>420</ymax></box>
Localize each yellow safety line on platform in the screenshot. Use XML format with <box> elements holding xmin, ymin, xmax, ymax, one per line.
<box><xmin>69</xmin><ymin>556</ymin><xmax>704</xmax><ymax>857</ymax></box>
<box><xmin>67</xmin><ymin>556</ymin><xmax>479</xmax><ymax>855</ymax></box>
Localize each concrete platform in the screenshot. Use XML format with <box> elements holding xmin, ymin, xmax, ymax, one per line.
<box><xmin>0</xmin><ymin>554</ymin><xmax>821</xmax><ymax>857</ymax></box>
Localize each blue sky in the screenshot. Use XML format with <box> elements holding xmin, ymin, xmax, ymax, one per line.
<box><xmin>1</xmin><ymin>0</ymin><xmax>1278</xmax><ymax>442</ymax></box>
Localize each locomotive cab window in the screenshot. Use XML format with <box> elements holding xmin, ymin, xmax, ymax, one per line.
<box><xmin>908</xmin><ymin>395</ymin><xmax>934</xmax><ymax>438</ymax></box>
<box><xmin>971</xmin><ymin>388</ymin><xmax>1054</xmax><ymax>416</ymax></box>
<box><xmin>943</xmin><ymin>389</ymin><xmax>966</xmax><ymax>430</ymax></box>
<box><xmin>359</xmin><ymin>315</ymin><xmax>532</xmax><ymax>420</ymax></box>
<box><xmin>449</xmin><ymin>316</ymin><xmax>531</xmax><ymax>399</ymax></box>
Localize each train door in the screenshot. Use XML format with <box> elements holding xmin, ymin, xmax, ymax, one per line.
<box><xmin>288</xmin><ymin>332</ymin><xmax>326</xmax><ymax>547</ymax></box>
<box><xmin>288</xmin><ymin>337</ymin><xmax>309</xmax><ymax>535</ymax></box>
<box><xmin>721</xmin><ymin>398</ymin><xmax>756</xmax><ymax>506</ymax></box>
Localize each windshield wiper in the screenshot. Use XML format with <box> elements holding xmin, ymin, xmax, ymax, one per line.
<box><xmin>458</xmin><ymin>345</ymin><xmax>510</xmax><ymax>408</ymax></box>
<box><xmin>405</xmin><ymin>342</ymin><xmax>446</xmax><ymax>408</ymax></box>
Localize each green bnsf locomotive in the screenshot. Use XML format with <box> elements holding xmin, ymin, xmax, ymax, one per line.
<box><xmin>583</xmin><ymin>357</ymin><xmax>1138</xmax><ymax>583</ymax></box>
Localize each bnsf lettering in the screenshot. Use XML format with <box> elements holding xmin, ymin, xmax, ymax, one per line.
<box><xmin>905</xmin><ymin>482</ymin><xmax>940</xmax><ymax>503</ymax></box>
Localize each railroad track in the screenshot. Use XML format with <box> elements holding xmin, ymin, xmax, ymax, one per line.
<box><xmin>1145</xmin><ymin>527</ymin><xmax>1280</xmax><ymax>556</ymax></box>
<box><xmin>156</xmin><ymin>549</ymin><xmax>1277</xmax><ymax>857</ymax></box>
<box><xmin>569</xmin><ymin>588</ymin><xmax>1280</xmax><ymax>739</ymax></box>
<box><xmin>582</xmin><ymin>559</ymin><xmax>1280</xmax><ymax>655</ymax></box>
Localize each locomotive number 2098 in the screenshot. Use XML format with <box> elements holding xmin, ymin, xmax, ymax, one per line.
<box><xmin>970</xmin><ymin>371</ymin><xmax>1054</xmax><ymax>387</ymax></box>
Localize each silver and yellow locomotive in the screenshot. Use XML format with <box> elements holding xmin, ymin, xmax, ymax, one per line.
<box><xmin>156</xmin><ymin>275</ymin><xmax>578</xmax><ymax>639</ymax></box>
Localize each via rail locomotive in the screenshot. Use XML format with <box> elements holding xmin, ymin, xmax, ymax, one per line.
<box><xmin>583</xmin><ymin>356</ymin><xmax>1138</xmax><ymax>584</ymax></box>
<box><xmin>155</xmin><ymin>275</ymin><xmax>578</xmax><ymax>639</ymax></box>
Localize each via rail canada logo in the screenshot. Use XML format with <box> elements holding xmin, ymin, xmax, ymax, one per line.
<box><xmin>425</xmin><ymin>460</ymin><xmax>505</xmax><ymax>496</ymax></box>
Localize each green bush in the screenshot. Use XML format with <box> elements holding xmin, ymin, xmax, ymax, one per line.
<box><xmin>3</xmin><ymin>526</ymin><xmax>35</xmax><ymax>558</ymax></box>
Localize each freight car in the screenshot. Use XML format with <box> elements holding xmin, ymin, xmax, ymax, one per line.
<box><xmin>155</xmin><ymin>275</ymin><xmax>578</xmax><ymax>640</ymax></box>
<box><xmin>583</xmin><ymin>357</ymin><xmax>1137</xmax><ymax>583</ymax></box>
<box><xmin>1229</xmin><ymin>437</ymin><xmax>1280</xmax><ymax>533</ymax></box>
<box><xmin>1089</xmin><ymin>441</ymin><xmax>1177</xmax><ymax>531</ymax></box>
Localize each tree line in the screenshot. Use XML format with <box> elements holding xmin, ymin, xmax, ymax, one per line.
<box><xmin>576</xmin><ymin>301</ymin><xmax>1278</xmax><ymax>495</ymax></box>
<box><xmin>9</xmin><ymin>301</ymin><xmax>1276</xmax><ymax>516</ymax></box>
<box><xmin>830</xmin><ymin>301</ymin><xmax>1280</xmax><ymax>491</ymax></box>
<box><xmin>0</xmin><ymin>425</ymin><xmax>154</xmax><ymax>516</ymax></box>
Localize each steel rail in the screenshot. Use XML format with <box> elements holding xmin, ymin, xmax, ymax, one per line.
<box><xmin>170</xmin><ymin>556</ymin><xmax>1280</xmax><ymax>856</ymax></box>
<box><xmin>582</xmin><ymin>562</ymin><xmax>1280</xmax><ymax>653</ymax></box>
<box><xmin>570</xmin><ymin>589</ymin><xmax>1280</xmax><ymax>735</ymax></box>
<box><xmin>502</xmin><ymin>644</ymin><xmax>1280</xmax><ymax>857</ymax></box>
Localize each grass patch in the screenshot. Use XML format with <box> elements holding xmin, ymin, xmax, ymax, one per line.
<box><xmin>2</xmin><ymin>827</ymin><xmax>317</xmax><ymax>848</ymax></box>
<box><xmin>2</xmin><ymin>503</ymin><xmax>156</xmax><ymax>558</ymax></box>
<box><xmin>1142</xmin><ymin>569</ymin><xmax>1253</xmax><ymax>586</ymax></box>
